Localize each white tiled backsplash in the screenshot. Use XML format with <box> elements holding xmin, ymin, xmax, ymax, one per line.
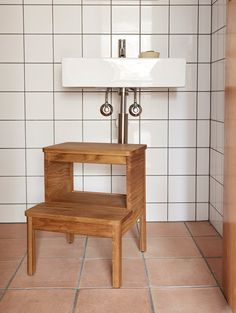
<box><xmin>0</xmin><ymin>0</ymin><xmax>225</xmax><ymax>230</ymax></box>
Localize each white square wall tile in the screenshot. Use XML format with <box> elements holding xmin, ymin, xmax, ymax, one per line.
<box><xmin>0</xmin><ymin>93</ymin><xmax>24</xmax><ymax>120</ymax></box>
<box><xmin>83</xmin><ymin>35</ymin><xmax>110</xmax><ymax>58</ymax></box>
<box><xmin>54</xmin><ymin>35</ymin><xmax>82</xmax><ymax>62</ymax></box>
<box><xmin>26</xmin><ymin>121</ymin><xmax>54</xmax><ymax>148</ymax></box>
<box><xmin>25</xmin><ymin>64</ymin><xmax>53</xmax><ymax>92</ymax></box>
<box><xmin>197</xmin><ymin>203</ymin><xmax>209</xmax><ymax>221</ymax></box>
<box><xmin>55</xmin><ymin>92</ymin><xmax>82</xmax><ymax>120</ymax></box>
<box><xmin>141</xmin><ymin>35</ymin><xmax>168</xmax><ymax>58</ymax></box>
<box><xmin>198</xmin><ymin>92</ymin><xmax>210</xmax><ymax>119</ymax></box>
<box><xmin>0</xmin><ymin>121</ymin><xmax>25</xmax><ymax>148</ymax></box>
<box><xmin>112</xmin><ymin>176</ymin><xmax>126</xmax><ymax>194</ymax></box>
<box><xmin>197</xmin><ymin>176</ymin><xmax>209</xmax><ymax>202</ymax></box>
<box><xmin>175</xmin><ymin>64</ymin><xmax>197</xmax><ymax>92</ymax></box>
<box><xmin>0</xmin><ymin>149</ymin><xmax>25</xmax><ymax>176</ymax></box>
<box><xmin>121</xmin><ymin>120</ymin><xmax>139</xmax><ymax>144</ymax></box>
<box><xmin>146</xmin><ymin>148</ymin><xmax>167</xmax><ymax>175</ymax></box>
<box><xmin>210</xmin><ymin>205</ymin><xmax>223</xmax><ymax>236</ymax></box>
<box><xmin>169</xmin><ymin>92</ymin><xmax>196</xmax><ymax>120</ymax></box>
<box><xmin>170</xmin><ymin>35</ymin><xmax>197</xmax><ymax>62</ymax></box>
<box><xmin>0</xmin><ymin>205</ymin><xmax>26</xmax><ymax>223</ymax></box>
<box><xmin>141</xmin><ymin>92</ymin><xmax>168</xmax><ymax>119</ymax></box>
<box><xmin>26</xmin><ymin>93</ymin><xmax>53</xmax><ymax>120</ymax></box>
<box><xmin>84</xmin><ymin>121</ymin><xmax>111</xmax><ymax>143</ymax></box>
<box><xmin>199</xmin><ymin>6</ymin><xmax>211</xmax><ymax>34</ymax></box>
<box><xmin>211</xmin><ymin>91</ymin><xmax>224</xmax><ymax>122</ymax></box>
<box><xmin>170</xmin><ymin>6</ymin><xmax>198</xmax><ymax>34</ymax></box>
<box><xmin>54</xmin><ymin>6</ymin><xmax>81</xmax><ymax>33</ymax></box>
<box><xmin>83</xmin><ymin>176</ymin><xmax>111</xmax><ymax>193</ymax></box>
<box><xmin>0</xmin><ymin>5</ymin><xmax>23</xmax><ymax>33</ymax></box>
<box><xmin>168</xmin><ymin>203</ymin><xmax>195</xmax><ymax>221</ymax></box>
<box><xmin>169</xmin><ymin>148</ymin><xmax>196</xmax><ymax>175</ymax></box>
<box><xmin>55</xmin><ymin>121</ymin><xmax>82</xmax><ymax>143</ymax></box>
<box><xmin>0</xmin><ymin>177</ymin><xmax>26</xmax><ymax>203</ymax></box>
<box><xmin>169</xmin><ymin>120</ymin><xmax>196</xmax><ymax>148</ymax></box>
<box><xmin>83</xmin><ymin>92</ymin><xmax>110</xmax><ymax>120</ymax></box>
<box><xmin>211</xmin><ymin>60</ymin><xmax>225</xmax><ymax>91</ymax></box>
<box><xmin>83</xmin><ymin>6</ymin><xmax>110</xmax><ymax>33</ymax></box>
<box><xmin>141</xmin><ymin>121</ymin><xmax>167</xmax><ymax>147</ymax></box>
<box><xmin>169</xmin><ymin>176</ymin><xmax>195</xmax><ymax>202</ymax></box>
<box><xmin>198</xmin><ymin>35</ymin><xmax>211</xmax><ymax>62</ymax></box>
<box><xmin>146</xmin><ymin>203</ymin><xmax>167</xmax><ymax>222</ymax></box>
<box><xmin>26</xmin><ymin>149</ymin><xmax>44</xmax><ymax>176</ymax></box>
<box><xmin>27</xmin><ymin>177</ymin><xmax>44</xmax><ymax>203</ymax></box>
<box><xmin>197</xmin><ymin>148</ymin><xmax>209</xmax><ymax>175</ymax></box>
<box><xmin>146</xmin><ymin>176</ymin><xmax>167</xmax><ymax>203</ymax></box>
<box><xmin>25</xmin><ymin>35</ymin><xmax>52</xmax><ymax>62</ymax></box>
<box><xmin>141</xmin><ymin>6</ymin><xmax>168</xmax><ymax>34</ymax></box>
<box><xmin>212</xmin><ymin>0</ymin><xmax>227</xmax><ymax>33</ymax></box>
<box><xmin>0</xmin><ymin>35</ymin><xmax>23</xmax><ymax>62</ymax></box>
<box><xmin>0</xmin><ymin>64</ymin><xmax>24</xmax><ymax>91</ymax></box>
<box><xmin>24</xmin><ymin>5</ymin><xmax>52</xmax><ymax>33</ymax></box>
<box><xmin>198</xmin><ymin>64</ymin><xmax>211</xmax><ymax>91</ymax></box>
<box><xmin>197</xmin><ymin>120</ymin><xmax>210</xmax><ymax>147</ymax></box>
<box><xmin>112</xmin><ymin>6</ymin><xmax>139</xmax><ymax>34</ymax></box>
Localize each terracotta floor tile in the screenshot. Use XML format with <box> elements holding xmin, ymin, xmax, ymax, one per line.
<box><xmin>0</xmin><ymin>289</ymin><xmax>75</xmax><ymax>313</ymax></box>
<box><xmin>206</xmin><ymin>258</ymin><xmax>223</xmax><ymax>286</ymax></box>
<box><xmin>195</xmin><ymin>236</ymin><xmax>223</xmax><ymax>257</ymax></box>
<box><xmin>0</xmin><ymin>239</ymin><xmax>26</xmax><ymax>261</ymax></box>
<box><xmin>85</xmin><ymin>237</ymin><xmax>142</xmax><ymax>259</ymax></box>
<box><xmin>75</xmin><ymin>289</ymin><xmax>152</xmax><ymax>313</ymax></box>
<box><xmin>144</xmin><ymin>237</ymin><xmax>201</xmax><ymax>258</ymax></box>
<box><xmin>0</xmin><ymin>260</ymin><xmax>21</xmax><ymax>288</ymax></box>
<box><xmin>10</xmin><ymin>258</ymin><xmax>81</xmax><ymax>288</ymax></box>
<box><xmin>146</xmin><ymin>258</ymin><xmax>216</xmax><ymax>287</ymax></box>
<box><xmin>147</xmin><ymin>222</ymin><xmax>190</xmax><ymax>237</ymax></box>
<box><xmin>36</xmin><ymin>237</ymin><xmax>85</xmax><ymax>258</ymax></box>
<box><xmin>186</xmin><ymin>221</ymin><xmax>219</xmax><ymax>236</ymax></box>
<box><xmin>0</xmin><ymin>223</ymin><xmax>26</xmax><ymax>239</ymax></box>
<box><xmin>80</xmin><ymin>258</ymin><xmax>147</xmax><ymax>288</ymax></box>
<box><xmin>151</xmin><ymin>287</ymin><xmax>232</xmax><ymax>313</ymax></box>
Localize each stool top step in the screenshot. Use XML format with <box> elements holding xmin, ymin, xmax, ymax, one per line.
<box><xmin>43</xmin><ymin>142</ymin><xmax>146</xmax><ymax>156</ymax></box>
<box><xmin>26</xmin><ymin>202</ymin><xmax>132</xmax><ymax>224</ymax></box>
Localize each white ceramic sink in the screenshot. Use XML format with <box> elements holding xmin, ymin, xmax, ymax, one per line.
<box><xmin>62</xmin><ymin>58</ymin><xmax>186</xmax><ymax>88</ymax></box>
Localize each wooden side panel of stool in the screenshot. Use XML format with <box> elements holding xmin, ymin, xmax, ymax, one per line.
<box><xmin>126</xmin><ymin>150</ymin><xmax>146</xmax><ymax>252</ymax></box>
<box><xmin>27</xmin><ymin>217</ymin><xmax>35</xmax><ymax>275</ymax></box>
<box><xmin>44</xmin><ymin>158</ymin><xmax>73</xmax><ymax>202</ymax></box>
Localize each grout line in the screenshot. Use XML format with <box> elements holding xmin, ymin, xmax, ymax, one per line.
<box><xmin>184</xmin><ymin>222</ymin><xmax>224</xmax><ymax>294</ymax></box>
<box><xmin>71</xmin><ymin>236</ymin><xmax>88</xmax><ymax>313</ymax></box>
<box><xmin>0</xmin><ymin>252</ymin><xmax>27</xmax><ymax>301</ymax></box>
<box><xmin>195</xmin><ymin>0</ymin><xmax>200</xmax><ymax>221</ymax></box>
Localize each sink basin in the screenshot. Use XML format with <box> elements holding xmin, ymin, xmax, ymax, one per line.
<box><xmin>62</xmin><ymin>58</ymin><xmax>186</xmax><ymax>88</ymax></box>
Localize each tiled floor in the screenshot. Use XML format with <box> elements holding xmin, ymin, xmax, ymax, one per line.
<box><xmin>0</xmin><ymin>221</ymin><xmax>231</xmax><ymax>313</ymax></box>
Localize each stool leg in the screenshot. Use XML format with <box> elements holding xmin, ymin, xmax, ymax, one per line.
<box><xmin>139</xmin><ymin>209</ymin><xmax>146</xmax><ymax>252</ymax></box>
<box><xmin>112</xmin><ymin>226</ymin><xmax>122</xmax><ymax>288</ymax></box>
<box><xmin>27</xmin><ymin>217</ymin><xmax>36</xmax><ymax>275</ymax></box>
<box><xmin>66</xmin><ymin>233</ymin><xmax>74</xmax><ymax>244</ymax></box>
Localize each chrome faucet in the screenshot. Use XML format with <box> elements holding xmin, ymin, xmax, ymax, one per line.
<box><xmin>118</xmin><ymin>39</ymin><xmax>126</xmax><ymax>58</ymax></box>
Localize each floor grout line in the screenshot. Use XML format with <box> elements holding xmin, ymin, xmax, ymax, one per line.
<box><xmin>0</xmin><ymin>252</ymin><xmax>27</xmax><ymax>301</ymax></box>
<box><xmin>71</xmin><ymin>236</ymin><xmax>88</xmax><ymax>313</ymax></box>
<box><xmin>184</xmin><ymin>222</ymin><xmax>224</xmax><ymax>294</ymax></box>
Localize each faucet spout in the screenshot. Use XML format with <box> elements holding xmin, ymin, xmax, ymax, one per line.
<box><xmin>118</xmin><ymin>39</ymin><xmax>126</xmax><ymax>58</ymax></box>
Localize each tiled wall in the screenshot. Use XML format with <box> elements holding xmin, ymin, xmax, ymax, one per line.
<box><xmin>0</xmin><ymin>0</ymin><xmax>213</xmax><ymax>222</ymax></box>
<box><xmin>209</xmin><ymin>0</ymin><xmax>226</xmax><ymax>235</ymax></box>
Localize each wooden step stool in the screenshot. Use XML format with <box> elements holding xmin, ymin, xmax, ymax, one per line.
<box><xmin>25</xmin><ymin>142</ymin><xmax>147</xmax><ymax>288</ymax></box>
